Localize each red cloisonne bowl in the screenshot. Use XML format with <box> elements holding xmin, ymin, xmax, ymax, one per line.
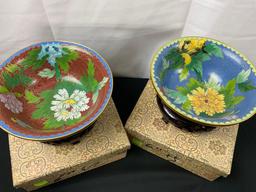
<box><xmin>0</xmin><ymin>41</ymin><xmax>113</xmax><ymax>141</ymax></box>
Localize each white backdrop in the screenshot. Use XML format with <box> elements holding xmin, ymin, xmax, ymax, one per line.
<box><xmin>0</xmin><ymin>0</ymin><xmax>255</xmax><ymax>78</ymax></box>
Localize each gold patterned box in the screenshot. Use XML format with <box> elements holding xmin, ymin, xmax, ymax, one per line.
<box><xmin>9</xmin><ymin>99</ymin><xmax>130</xmax><ymax>191</ymax></box>
<box><xmin>125</xmin><ymin>81</ymin><xmax>238</xmax><ymax>181</ymax></box>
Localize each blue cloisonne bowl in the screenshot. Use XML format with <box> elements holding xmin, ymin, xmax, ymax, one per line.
<box><xmin>151</xmin><ymin>37</ymin><xmax>256</xmax><ymax>126</ymax></box>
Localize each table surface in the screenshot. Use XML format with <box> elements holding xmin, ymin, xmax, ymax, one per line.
<box><xmin>0</xmin><ymin>77</ymin><xmax>255</xmax><ymax>192</ymax></box>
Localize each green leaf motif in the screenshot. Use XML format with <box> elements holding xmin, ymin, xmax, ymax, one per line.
<box><xmin>176</xmin><ymin>78</ymin><xmax>202</xmax><ymax>96</ymax></box>
<box><xmin>56</xmin><ymin>47</ymin><xmax>78</xmax><ymax>73</ymax></box>
<box><xmin>187</xmin><ymin>78</ymin><xmax>202</xmax><ymax>92</ymax></box>
<box><xmin>64</xmin><ymin>117</ymin><xmax>83</xmax><ymax>127</ymax></box>
<box><xmin>232</xmin><ymin>96</ymin><xmax>244</xmax><ymax>106</ymax></box>
<box><xmin>159</xmin><ymin>69</ymin><xmax>168</xmax><ymax>82</ymax></box>
<box><xmin>31</xmin><ymin>90</ymin><xmax>60</xmax><ymax>129</ymax></box>
<box><xmin>179</xmin><ymin>67</ymin><xmax>189</xmax><ymax>81</ymax></box>
<box><xmin>218</xmin><ymin>95</ymin><xmax>244</xmax><ymax>110</ymax></box>
<box><xmin>54</xmin><ymin>63</ymin><xmax>62</xmax><ymax>80</ymax></box>
<box><xmin>38</xmin><ymin>68</ymin><xmax>56</xmax><ymax>79</ymax></box>
<box><xmin>32</xmin><ymin>90</ymin><xmax>55</xmax><ymax>120</ymax></box>
<box><xmin>41</xmin><ymin>114</ymin><xmax>65</xmax><ymax>129</ymax></box>
<box><xmin>55</xmin><ymin>80</ymin><xmax>87</xmax><ymax>94</ymax></box>
<box><xmin>219</xmin><ymin>79</ymin><xmax>236</xmax><ymax>109</ymax></box>
<box><xmin>196</xmin><ymin>52</ymin><xmax>211</xmax><ymax>62</ymax></box>
<box><xmin>205</xmin><ymin>76</ymin><xmax>221</xmax><ymax>91</ymax></box>
<box><xmin>163</xmin><ymin>87</ymin><xmax>187</xmax><ymax>104</ymax></box>
<box><xmin>187</xmin><ymin>52</ymin><xmax>210</xmax><ymax>81</ymax></box>
<box><xmin>162</xmin><ymin>59</ymin><xmax>169</xmax><ymax>70</ymax></box>
<box><xmin>238</xmin><ymin>80</ymin><xmax>256</xmax><ymax>92</ymax></box>
<box><xmin>204</xmin><ymin>44</ymin><xmax>224</xmax><ymax>58</ymax></box>
<box><xmin>160</xmin><ymin>50</ymin><xmax>184</xmax><ymax>82</ymax></box>
<box><xmin>80</xmin><ymin>59</ymin><xmax>99</xmax><ymax>93</ymax></box>
<box><xmin>222</xmin><ymin>79</ymin><xmax>236</xmax><ymax>96</ymax></box>
<box><xmin>87</xmin><ymin>59</ymin><xmax>95</xmax><ymax>77</ymax></box>
<box><xmin>91</xmin><ymin>77</ymin><xmax>109</xmax><ymax>104</ymax></box>
<box><xmin>2</xmin><ymin>71</ymin><xmax>32</xmax><ymax>89</ymax></box>
<box><xmin>21</xmin><ymin>48</ymin><xmax>47</xmax><ymax>70</ymax></box>
<box><xmin>182</xmin><ymin>99</ymin><xmax>192</xmax><ymax>112</ymax></box>
<box><xmin>98</xmin><ymin>77</ymin><xmax>109</xmax><ymax>90</ymax></box>
<box><xmin>170</xmin><ymin>54</ymin><xmax>184</xmax><ymax>70</ymax></box>
<box><xmin>25</xmin><ymin>90</ymin><xmax>40</xmax><ymax>104</ymax></box>
<box><xmin>164</xmin><ymin>48</ymin><xmax>184</xmax><ymax>70</ymax></box>
<box><xmin>165</xmin><ymin>48</ymin><xmax>179</xmax><ymax>61</ymax></box>
<box><xmin>92</xmin><ymin>91</ymin><xmax>99</xmax><ymax>104</ymax></box>
<box><xmin>5</xmin><ymin>64</ymin><xmax>20</xmax><ymax>73</ymax></box>
<box><xmin>176</xmin><ymin>86</ymin><xmax>188</xmax><ymax>95</ymax></box>
<box><xmin>2</xmin><ymin>72</ymin><xmax>19</xmax><ymax>89</ymax></box>
<box><xmin>236</xmin><ymin>69</ymin><xmax>251</xmax><ymax>84</ymax></box>
<box><xmin>0</xmin><ymin>85</ymin><xmax>9</xmax><ymax>94</ymax></box>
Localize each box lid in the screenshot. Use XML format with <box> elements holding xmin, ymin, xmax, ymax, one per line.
<box><xmin>126</xmin><ymin>81</ymin><xmax>238</xmax><ymax>176</ymax></box>
<box><xmin>9</xmin><ymin>99</ymin><xmax>130</xmax><ymax>187</ymax></box>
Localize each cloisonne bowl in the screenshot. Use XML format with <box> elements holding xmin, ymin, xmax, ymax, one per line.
<box><xmin>0</xmin><ymin>41</ymin><xmax>113</xmax><ymax>141</ymax></box>
<box><xmin>151</xmin><ymin>37</ymin><xmax>256</xmax><ymax>126</ymax></box>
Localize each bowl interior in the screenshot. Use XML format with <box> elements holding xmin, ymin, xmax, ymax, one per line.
<box><xmin>151</xmin><ymin>37</ymin><xmax>256</xmax><ymax>125</ymax></box>
<box><xmin>0</xmin><ymin>41</ymin><xmax>112</xmax><ymax>140</ymax></box>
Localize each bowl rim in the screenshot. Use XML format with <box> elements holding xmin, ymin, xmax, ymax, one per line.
<box><xmin>150</xmin><ymin>36</ymin><xmax>256</xmax><ymax>126</ymax></box>
<box><xmin>0</xmin><ymin>40</ymin><xmax>113</xmax><ymax>141</ymax></box>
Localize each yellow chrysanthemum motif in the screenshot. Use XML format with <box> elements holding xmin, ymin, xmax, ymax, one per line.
<box><xmin>179</xmin><ymin>39</ymin><xmax>206</xmax><ymax>54</ymax></box>
<box><xmin>187</xmin><ymin>87</ymin><xmax>225</xmax><ymax>116</ymax></box>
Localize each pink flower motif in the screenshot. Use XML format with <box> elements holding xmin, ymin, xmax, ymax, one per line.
<box><xmin>0</xmin><ymin>94</ymin><xmax>23</xmax><ymax>114</ymax></box>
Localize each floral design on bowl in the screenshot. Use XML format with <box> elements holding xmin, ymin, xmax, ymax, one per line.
<box><xmin>0</xmin><ymin>41</ymin><xmax>113</xmax><ymax>141</ymax></box>
<box><xmin>151</xmin><ymin>37</ymin><xmax>256</xmax><ymax>126</ymax></box>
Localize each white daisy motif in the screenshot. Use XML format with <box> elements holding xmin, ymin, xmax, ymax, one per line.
<box><xmin>53</xmin><ymin>108</ymin><xmax>71</xmax><ymax>122</ymax></box>
<box><xmin>50</xmin><ymin>89</ymin><xmax>90</xmax><ymax>121</ymax></box>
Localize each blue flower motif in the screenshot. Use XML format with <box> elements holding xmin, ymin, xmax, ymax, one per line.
<box><xmin>37</xmin><ymin>43</ymin><xmax>66</xmax><ymax>66</ymax></box>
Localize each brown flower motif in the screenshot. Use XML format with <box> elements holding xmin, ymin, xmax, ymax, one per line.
<box><xmin>208</xmin><ymin>140</ymin><xmax>227</xmax><ymax>156</ymax></box>
<box><xmin>153</xmin><ymin>118</ymin><xmax>168</xmax><ymax>131</ymax></box>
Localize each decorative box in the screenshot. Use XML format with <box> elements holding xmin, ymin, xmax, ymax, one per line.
<box><xmin>125</xmin><ymin>81</ymin><xmax>239</xmax><ymax>181</ymax></box>
<box><xmin>9</xmin><ymin>99</ymin><xmax>130</xmax><ymax>191</ymax></box>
